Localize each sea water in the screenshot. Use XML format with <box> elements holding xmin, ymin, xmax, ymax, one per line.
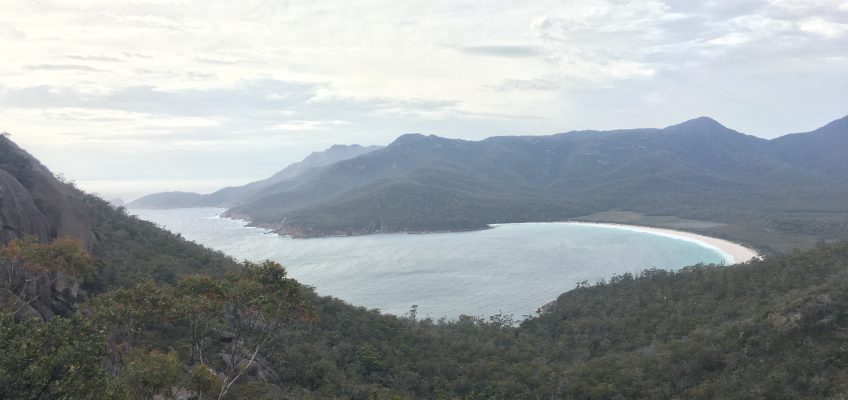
<box><xmin>131</xmin><ymin>208</ymin><xmax>726</xmax><ymax>320</ymax></box>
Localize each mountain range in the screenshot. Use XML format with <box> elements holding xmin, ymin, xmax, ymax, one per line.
<box><xmin>130</xmin><ymin>115</ymin><xmax>848</xmax><ymax>250</ymax></box>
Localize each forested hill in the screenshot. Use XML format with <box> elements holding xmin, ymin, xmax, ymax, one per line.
<box><xmin>127</xmin><ymin>144</ymin><xmax>382</xmax><ymax>209</ymax></box>
<box><xmin>224</xmin><ymin>115</ymin><xmax>848</xmax><ymax>245</ymax></box>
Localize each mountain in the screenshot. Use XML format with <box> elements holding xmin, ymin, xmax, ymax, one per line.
<box><xmin>127</xmin><ymin>144</ymin><xmax>381</xmax><ymax>209</ymax></box>
<box><xmin>224</xmin><ymin>116</ymin><xmax>848</xmax><ymax>245</ymax></box>
<box><xmin>771</xmin><ymin>114</ymin><xmax>848</xmax><ymax>178</ymax></box>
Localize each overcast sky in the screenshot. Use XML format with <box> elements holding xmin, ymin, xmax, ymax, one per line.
<box><xmin>1</xmin><ymin>0</ymin><xmax>846</xmax><ymax>200</ymax></box>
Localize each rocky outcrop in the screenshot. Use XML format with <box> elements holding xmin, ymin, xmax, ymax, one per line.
<box><xmin>0</xmin><ymin>169</ymin><xmax>53</xmax><ymax>244</ymax></box>
<box><xmin>0</xmin><ymin>135</ymin><xmax>96</xmax><ymax>320</ymax></box>
<box><xmin>0</xmin><ymin>135</ymin><xmax>94</xmax><ymax>248</ymax></box>
<box><xmin>0</xmin><ymin>265</ymin><xmax>81</xmax><ymax>321</ymax></box>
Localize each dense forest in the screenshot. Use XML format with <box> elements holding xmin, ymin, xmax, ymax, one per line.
<box><xmin>5</xmin><ymin>211</ymin><xmax>848</xmax><ymax>398</ymax></box>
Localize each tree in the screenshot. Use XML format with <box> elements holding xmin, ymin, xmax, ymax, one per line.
<box><xmin>190</xmin><ymin>364</ymin><xmax>222</xmax><ymax>400</ymax></box>
<box><xmin>0</xmin><ymin>312</ymin><xmax>114</xmax><ymax>399</ymax></box>
<box><xmin>215</xmin><ymin>260</ymin><xmax>312</xmax><ymax>399</ymax></box>
<box><xmin>87</xmin><ymin>281</ymin><xmax>174</xmax><ymax>373</ymax></box>
<box><xmin>120</xmin><ymin>349</ymin><xmax>183</xmax><ymax>400</ymax></box>
<box><xmin>174</xmin><ymin>274</ymin><xmax>225</xmax><ymax>366</ymax></box>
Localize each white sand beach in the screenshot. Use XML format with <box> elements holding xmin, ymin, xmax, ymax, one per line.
<box><xmin>567</xmin><ymin>222</ymin><xmax>760</xmax><ymax>264</ymax></box>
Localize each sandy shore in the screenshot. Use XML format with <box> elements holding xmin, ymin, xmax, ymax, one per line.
<box><xmin>566</xmin><ymin>222</ymin><xmax>760</xmax><ymax>264</ymax></box>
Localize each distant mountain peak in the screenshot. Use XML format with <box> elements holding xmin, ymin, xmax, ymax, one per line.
<box><xmin>666</xmin><ymin>116</ymin><xmax>728</xmax><ymax>131</ymax></box>
<box><xmin>396</xmin><ymin>133</ymin><xmax>427</xmax><ymax>139</ymax></box>
<box><xmin>389</xmin><ymin>133</ymin><xmax>449</xmax><ymax>147</ymax></box>
<box><xmin>328</xmin><ymin>143</ymin><xmax>367</xmax><ymax>150</ymax></box>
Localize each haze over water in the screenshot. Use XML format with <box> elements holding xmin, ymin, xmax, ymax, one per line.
<box><xmin>132</xmin><ymin>208</ymin><xmax>726</xmax><ymax>320</ymax></box>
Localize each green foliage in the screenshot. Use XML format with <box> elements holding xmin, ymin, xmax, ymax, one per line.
<box><xmin>0</xmin><ymin>237</ymin><xmax>95</xmax><ymax>318</ymax></box>
<box><xmin>5</xmin><ymin>238</ymin><xmax>848</xmax><ymax>399</ymax></box>
<box><xmin>214</xmin><ymin>260</ymin><xmax>312</xmax><ymax>399</ymax></box>
<box><xmin>227</xmin><ymin>381</ymin><xmax>285</xmax><ymax>400</ymax></box>
<box><xmin>226</xmin><ymin>260</ymin><xmax>311</xmax><ymax>322</ymax></box>
<box><xmin>190</xmin><ymin>364</ymin><xmax>221</xmax><ymax>400</ymax></box>
<box><xmin>0</xmin><ymin>236</ymin><xmax>94</xmax><ymax>278</ymax></box>
<box><xmin>84</xmin><ymin>194</ymin><xmax>239</xmax><ymax>288</ymax></box>
<box><xmin>0</xmin><ymin>312</ymin><xmax>113</xmax><ymax>399</ymax></box>
<box><xmin>253</xmin><ymin>242</ymin><xmax>848</xmax><ymax>399</ymax></box>
<box><xmin>88</xmin><ymin>281</ymin><xmax>175</xmax><ymax>370</ymax></box>
<box><xmin>175</xmin><ymin>274</ymin><xmax>226</xmax><ymax>365</ymax></box>
<box><xmin>120</xmin><ymin>349</ymin><xmax>183</xmax><ymax>400</ymax></box>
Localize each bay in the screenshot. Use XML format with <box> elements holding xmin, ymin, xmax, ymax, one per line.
<box><xmin>130</xmin><ymin>208</ymin><xmax>726</xmax><ymax>320</ymax></box>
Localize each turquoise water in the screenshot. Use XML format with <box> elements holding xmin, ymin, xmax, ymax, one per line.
<box><xmin>131</xmin><ymin>208</ymin><xmax>726</xmax><ymax>320</ymax></box>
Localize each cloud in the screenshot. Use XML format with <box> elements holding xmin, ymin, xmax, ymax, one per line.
<box><xmin>0</xmin><ymin>0</ymin><xmax>845</xmax><ymax>198</ymax></box>
<box><xmin>273</xmin><ymin>120</ymin><xmax>347</xmax><ymax>131</ymax></box>
<box><xmin>798</xmin><ymin>17</ymin><xmax>848</xmax><ymax>37</ymax></box>
<box><xmin>0</xmin><ymin>80</ymin><xmax>319</xmax><ymax>116</ymax></box>
<box><xmin>486</xmin><ymin>78</ymin><xmax>560</xmax><ymax>92</ymax></box>
<box><xmin>458</xmin><ymin>45</ymin><xmax>545</xmax><ymax>58</ymax></box>
<box><xmin>24</xmin><ymin>64</ymin><xmax>105</xmax><ymax>72</ymax></box>
<box><xmin>64</xmin><ymin>54</ymin><xmax>123</xmax><ymax>62</ymax></box>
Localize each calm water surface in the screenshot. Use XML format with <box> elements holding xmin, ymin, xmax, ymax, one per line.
<box><xmin>131</xmin><ymin>208</ymin><xmax>726</xmax><ymax>320</ymax></box>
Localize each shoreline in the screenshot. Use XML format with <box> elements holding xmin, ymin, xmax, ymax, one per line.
<box><xmin>562</xmin><ymin>221</ymin><xmax>760</xmax><ymax>264</ymax></box>
<box><xmin>216</xmin><ymin>209</ymin><xmax>762</xmax><ymax>263</ymax></box>
<box><xmin>140</xmin><ymin>207</ymin><xmax>761</xmax><ymax>264</ymax></box>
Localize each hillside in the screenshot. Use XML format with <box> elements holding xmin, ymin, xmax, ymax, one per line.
<box><xmin>224</xmin><ymin>116</ymin><xmax>848</xmax><ymax>250</ymax></box>
<box><xmin>5</xmin><ymin>135</ymin><xmax>848</xmax><ymax>398</ymax></box>
<box><xmin>0</xmin><ymin>135</ymin><xmax>238</xmax><ymax>291</ymax></box>
<box><xmin>128</xmin><ymin>144</ymin><xmax>381</xmax><ymax>209</ymax></box>
<box><xmin>0</xmin><ymin>135</ymin><xmax>94</xmax><ymax>246</ymax></box>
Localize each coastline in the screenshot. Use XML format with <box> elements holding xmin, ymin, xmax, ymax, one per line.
<box><xmin>563</xmin><ymin>221</ymin><xmax>760</xmax><ymax>264</ymax></box>
<box><xmin>182</xmin><ymin>208</ymin><xmax>759</xmax><ymax>263</ymax></box>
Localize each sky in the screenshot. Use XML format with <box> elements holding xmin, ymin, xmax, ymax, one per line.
<box><xmin>1</xmin><ymin>0</ymin><xmax>846</xmax><ymax>201</ymax></box>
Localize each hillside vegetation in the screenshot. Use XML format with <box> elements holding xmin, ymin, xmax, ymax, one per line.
<box><xmin>4</xmin><ymin>228</ymin><xmax>848</xmax><ymax>398</ymax></box>
<box><xmin>3</xmin><ymin>133</ymin><xmax>848</xmax><ymax>398</ymax></box>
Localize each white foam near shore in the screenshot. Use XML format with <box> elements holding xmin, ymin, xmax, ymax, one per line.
<box><xmin>566</xmin><ymin>222</ymin><xmax>760</xmax><ymax>264</ymax></box>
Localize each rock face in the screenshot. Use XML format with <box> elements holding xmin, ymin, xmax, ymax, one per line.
<box><xmin>0</xmin><ymin>169</ymin><xmax>52</xmax><ymax>244</ymax></box>
<box><xmin>1</xmin><ymin>267</ymin><xmax>80</xmax><ymax>321</ymax></box>
<box><xmin>0</xmin><ymin>135</ymin><xmax>96</xmax><ymax>320</ymax></box>
<box><xmin>0</xmin><ymin>135</ymin><xmax>94</xmax><ymax>248</ymax></box>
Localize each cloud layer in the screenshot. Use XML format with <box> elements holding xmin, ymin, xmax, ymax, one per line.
<box><xmin>1</xmin><ymin>0</ymin><xmax>846</xmax><ymax>199</ymax></box>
